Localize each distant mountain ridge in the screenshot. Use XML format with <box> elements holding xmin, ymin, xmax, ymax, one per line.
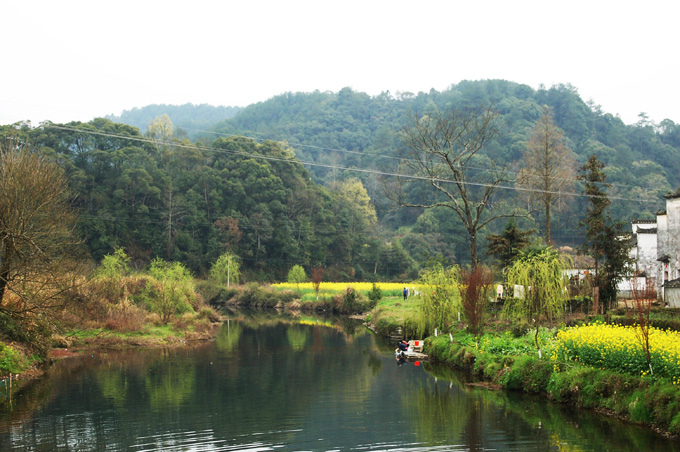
<box><xmin>106</xmin><ymin>103</ymin><xmax>241</xmax><ymax>137</ymax></box>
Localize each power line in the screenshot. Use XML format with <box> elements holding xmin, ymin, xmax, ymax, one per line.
<box><xmin>42</xmin><ymin>123</ymin><xmax>659</xmax><ymax>204</ymax></box>
<box><xmin>182</xmin><ymin>125</ymin><xmax>650</xmax><ymax>193</ymax></box>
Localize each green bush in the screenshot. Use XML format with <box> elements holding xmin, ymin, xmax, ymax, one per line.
<box><xmin>235</xmin><ymin>284</ymin><xmax>297</xmax><ymax>307</ymax></box>
<box><xmin>510</xmin><ymin>320</ymin><xmax>530</xmax><ymax>337</ymax></box>
<box><xmin>334</xmin><ymin>287</ymin><xmax>369</xmax><ymax>314</ymax></box>
<box><xmin>0</xmin><ymin>343</ymin><xmax>28</xmax><ymax>375</ymax></box>
<box><xmin>0</xmin><ymin>311</ymin><xmax>52</xmax><ymax>356</ymax></box>
<box><xmin>367</xmin><ymin>283</ymin><xmax>383</xmax><ymax>304</ymax></box>
<box><xmin>501</xmin><ymin>355</ymin><xmax>553</xmax><ymax>393</ymax></box>
<box><xmin>135</xmin><ymin>258</ymin><xmax>196</xmax><ymax>324</ymax></box>
<box><xmin>195</xmin><ymin>280</ymin><xmax>239</xmax><ymax>305</ymax></box>
<box><xmin>628</xmin><ymin>390</ymin><xmax>654</xmax><ymax>423</ymax></box>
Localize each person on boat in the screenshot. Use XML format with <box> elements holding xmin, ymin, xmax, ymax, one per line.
<box><xmin>397</xmin><ymin>340</ymin><xmax>409</xmax><ymax>353</ymax></box>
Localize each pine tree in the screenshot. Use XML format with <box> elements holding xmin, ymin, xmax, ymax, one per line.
<box><xmin>578</xmin><ymin>155</ymin><xmax>633</xmax><ymax>312</ymax></box>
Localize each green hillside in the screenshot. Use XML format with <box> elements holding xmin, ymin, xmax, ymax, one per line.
<box><xmin>4</xmin><ymin>79</ymin><xmax>679</xmax><ymax>280</ymax></box>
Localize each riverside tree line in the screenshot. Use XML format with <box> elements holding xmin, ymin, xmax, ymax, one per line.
<box><xmin>1</xmin><ymin>79</ymin><xmax>676</xmax><ymax>355</ymax></box>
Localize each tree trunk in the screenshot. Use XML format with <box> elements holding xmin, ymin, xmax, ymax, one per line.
<box><xmin>545</xmin><ymin>200</ymin><xmax>551</xmax><ymax>244</ymax></box>
<box><xmin>469</xmin><ymin>230</ymin><xmax>478</xmax><ymax>268</ymax></box>
<box><xmin>0</xmin><ymin>243</ymin><xmax>14</xmax><ymax>307</ymax></box>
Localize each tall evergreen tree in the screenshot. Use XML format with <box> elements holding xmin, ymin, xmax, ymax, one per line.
<box><xmin>485</xmin><ymin>219</ymin><xmax>536</xmax><ymax>269</ymax></box>
<box><xmin>578</xmin><ymin>155</ymin><xmax>633</xmax><ymax>311</ymax></box>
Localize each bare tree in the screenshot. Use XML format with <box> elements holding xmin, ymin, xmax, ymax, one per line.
<box><xmin>517</xmin><ymin>106</ymin><xmax>576</xmax><ymax>244</ymax></box>
<box><xmin>0</xmin><ymin>134</ymin><xmax>83</xmax><ymax>342</ymax></box>
<box><xmin>393</xmin><ymin>105</ymin><xmax>512</xmax><ymax>267</ymax></box>
<box><xmin>629</xmin><ymin>275</ymin><xmax>654</xmax><ymax>375</ymax></box>
<box><xmin>459</xmin><ymin>264</ymin><xmax>494</xmax><ymax>335</ymax></box>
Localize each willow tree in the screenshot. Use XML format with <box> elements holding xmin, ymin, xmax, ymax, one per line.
<box><xmin>504</xmin><ymin>246</ymin><xmax>569</xmax><ymax>358</ymax></box>
<box><xmin>417</xmin><ymin>263</ymin><xmax>460</xmax><ymax>337</ymax></box>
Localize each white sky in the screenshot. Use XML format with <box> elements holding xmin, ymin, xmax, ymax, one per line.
<box><xmin>2</xmin><ymin>0</ymin><xmax>678</xmax><ymax>127</ymax></box>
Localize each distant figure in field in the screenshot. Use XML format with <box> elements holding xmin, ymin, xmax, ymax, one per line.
<box><xmin>403</xmin><ymin>287</ymin><xmax>408</xmax><ymax>300</ymax></box>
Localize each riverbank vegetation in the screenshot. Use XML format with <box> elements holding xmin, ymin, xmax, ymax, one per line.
<box><xmin>426</xmin><ymin>323</ymin><xmax>680</xmax><ymax>436</ymax></box>
<box><xmin>0</xmin><ymin>246</ymin><xmax>223</xmax><ymax>379</ymax></box>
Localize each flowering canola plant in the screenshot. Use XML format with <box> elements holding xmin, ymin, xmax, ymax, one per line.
<box><xmin>553</xmin><ymin>322</ymin><xmax>680</xmax><ymax>383</ymax></box>
<box><xmin>272</xmin><ymin>282</ymin><xmax>424</xmax><ymax>298</ymax></box>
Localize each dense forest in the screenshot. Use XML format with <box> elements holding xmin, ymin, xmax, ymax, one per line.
<box><xmin>4</xmin><ymin>79</ymin><xmax>680</xmax><ymax>282</ymax></box>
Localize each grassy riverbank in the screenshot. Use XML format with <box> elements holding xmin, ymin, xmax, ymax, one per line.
<box><xmin>0</xmin><ymin>315</ymin><xmax>224</xmax><ymax>382</ymax></box>
<box><xmin>424</xmin><ymin>328</ymin><xmax>680</xmax><ymax>438</ymax></box>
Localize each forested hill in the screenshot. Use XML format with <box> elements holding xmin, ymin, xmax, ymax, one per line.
<box><xmin>106</xmin><ymin>103</ymin><xmax>241</xmax><ymax>137</ymax></box>
<box><xmin>3</xmin><ymin>80</ymin><xmax>680</xmax><ymax>282</ymax></box>
<box><xmin>214</xmin><ymin>82</ymin><xmax>680</xmax><ymax>181</ymax></box>
<box><xmin>211</xmin><ymin>80</ymin><xmax>680</xmax><ymax>230</ymax></box>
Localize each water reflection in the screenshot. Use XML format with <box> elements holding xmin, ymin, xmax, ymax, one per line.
<box><xmin>0</xmin><ymin>312</ymin><xmax>677</xmax><ymax>451</ymax></box>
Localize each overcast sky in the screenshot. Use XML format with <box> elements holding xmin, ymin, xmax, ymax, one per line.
<box><xmin>2</xmin><ymin>0</ymin><xmax>678</xmax><ymax>127</ymax></box>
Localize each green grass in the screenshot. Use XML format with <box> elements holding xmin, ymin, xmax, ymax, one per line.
<box><xmin>367</xmin><ymin>295</ymin><xmax>421</xmax><ymax>335</ymax></box>
<box><xmin>64</xmin><ymin>324</ymin><xmax>182</xmax><ymax>343</ymax></box>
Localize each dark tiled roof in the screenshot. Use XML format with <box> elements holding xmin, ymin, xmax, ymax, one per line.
<box><xmin>664</xmin><ymin>278</ymin><xmax>680</xmax><ymax>288</ymax></box>
<box><xmin>632</xmin><ymin>219</ymin><xmax>656</xmax><ymax>224</ymax></box>
<box><xmin>658</xmin><ymin>254</ymin><xmax>670</xmax><ymax>263</ymax></box>
<box><xmin>637</xmin><ymin>228</ymin><xmax>657</xmax><ymax>234</ymax></box>
<box><xmin>657</xmin><ymin>210</ymin><xmax>667</xmax><ymax>216</ymax></box>
<box><xmin>665</xmin><ymin>189</ymin><xmax>680</xmax><ymax>199</ymax></box>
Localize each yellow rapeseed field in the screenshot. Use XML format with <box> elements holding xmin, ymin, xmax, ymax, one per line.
<box><xmin>553</xmin><ymin>322</ymin><xmax>680</xmax><ymax>383</ymax></box>
<box><xmin>273</xmin><ymin>282</ymin><xmax>418</xmax><ymax>292</ymax></box>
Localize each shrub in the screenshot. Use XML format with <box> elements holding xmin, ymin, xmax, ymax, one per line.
<box><xmin>334</xmin><ymin>287</ymin><xmax>369</xmax><ymax>314</ymax></box>
<box><xmin>501</xmin><ymin>355</ymin><xmax>553</xmax><ymax>393</ymax></box>
<box><xmin>138</xmin><ymin>259</ymin><xmax>196</xmax><ymax>324</ymax></box>
<box><xmin>236</xmin><ymin>284</ymin><xmax>297</xmax><ymax>307</ymax></box>
<box><xmin>198</xmin><ymin>307</ymin><xmax>221</xmax><ymax>322</ymax></box>
<box><xmin>195</xmin><ymin>280</ymin><xmax>239</xmax><ymax>306</ymax></box>
<box><xmin>459</xmin><ymin>264</ymin><xmax>494</xmax><ymax>335</ymax></box>
<box><xmin>0</xmin><ymin>343</ymin><xmax>29</xmax><ymax>376</ymax></box>
<box><xmin>0</xmin><ymin>310</ymin><xmax>52</xmax><ymax>356</ymax></box>
<box><xmin>367</xmin><ymin>283</ymin><xmax>383</xmax><ymax>305</ymax></box>
<box><xmin>103</xmin><ymin>304</ymin><xmax>146</xmax><ymax>332</ymax></box>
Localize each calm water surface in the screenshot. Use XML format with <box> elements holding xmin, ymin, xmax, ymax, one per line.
<box><xmin>0</xmin><ymin>312</ymin><xmax>677</xmax><ymax>451</ymax></box>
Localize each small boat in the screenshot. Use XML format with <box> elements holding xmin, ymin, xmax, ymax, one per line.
<box><xmin>394</xmin><ymin>339</ymin><xmax>428</xmax><ymax>360</ymax></box>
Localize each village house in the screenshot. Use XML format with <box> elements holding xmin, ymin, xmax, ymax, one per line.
<box><xmin>628</xmin><ymin>190</ymin><xmax>680</xmax><ymax>306</ymax></box>
<box><xmin>625</xmin><ymin>219</ymin><xmax>658</xmax><ymax>297</ymax></box>
<box><xmin>657</xmin><ymin>191</ymin><xmax>680</xmax><ymax>306</ymax></box>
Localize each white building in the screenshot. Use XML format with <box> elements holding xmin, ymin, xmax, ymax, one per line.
<box><xmin>627</xmin><ymin>192</ymin><xmax>680</xmax><ymax>305</ymax></box>
<box><xmin>631</xmin><ymin>220</ymin><xmax>658</xmax><ymax>274</ymax></box>
<box><xmin>658</xmin><ymin>192</ymin><xmax>680</xmax><ymax>305</ymax></box>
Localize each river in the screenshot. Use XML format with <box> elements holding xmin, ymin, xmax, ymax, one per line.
<box><xmin>0</xmin><ymin>311</ymin><xmax>677</xmax><ymax>451</ymax></box>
